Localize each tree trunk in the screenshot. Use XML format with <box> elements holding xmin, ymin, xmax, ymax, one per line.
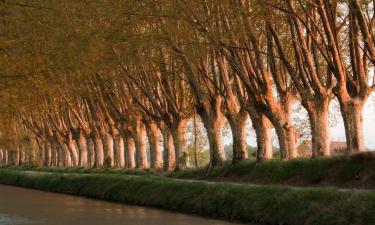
<box><xmin>202</xmin><ymin>116</ymin><xmax>226</xmax><ymax>169</ymax></box>
<box><xmin>44</xmin><ymin>142</ymin><xmax>52</xmax><ymax>167</ymax></box>
<box><xmin>198</xmin><ymin>97</ymin><xmax>227</xmax><ymax>169</ymax></box>
<box><xmin>162</xmin><ymin>130</ymin><xmax>175</xmax><ymax>171</ymax></box>
<box><xmin>0</xmin><ymin>149</ymin><xmax>3</xmax><ymax>165</ymax></box>
<box><xmin>249</xmin><ymin>109</ymin><xmax>273</xmax><ymax>161</ymax></box>
<box><xmin>306</xmin><ymin>99</ymin><xmax>330</xmax><ymax>157</ymax></box>
<box><xmin>67</xmin><ymin>135</ymin><xmax>78</xmax><ymax>167</ymax></box>
<box><xmin>281</xmin><ymin>96</ymin><xmax>297</xmax><ymax>159</ymax></box>
<box><xmin>36</xmin><ymin>139</ymin><xmax>44</xmax><ymax>167</ymax></box>
<box><xmin>193</xmin><ymin>114</ymin><xmax>199</xmax><ymax>168</ymax></box>
<box><xmin>75</xmin><ymin>130</ymin><xmax>88</xmax><ymax>167</ymax></box>
<box><xmin>115</xmin><ymin>135</ymin><xmax>125</xmax><ymax>168</ymax></box>
<box><xmin>339</xmin><ymin>99</ymin><xmax>366</xmax><ymax>153</ymax></box>
<box><xmin>146</xmin><ymin>122</ymin><xmax>163</xmax><ymax>169</ymax></box>
<box><xmin>227</xmin><ymin>110</ymin><xmax>248</xmax><ymax>163</ymax></box>
<box><xmin>4</xmin><ymin>150</ymin><xmax>8</xmax><ymax>165</ymax></box>
<box><xmin>50</xmin><ymin>142</ymin><xmax>57</xmax><ymax>167</ymax></box>
<box><xmin>102</xmin><ymin>133</ymin><xmax>114</xmax><ymax>167</ymax></box>
<box><xmin>273</xmin><ymin>122</ymin><xmax>290</xmax><ymax>159</ymax></box>
<box><xmin>62</xmin><ymin>144</ymin><xmax>72</xmax><ymax>167</ymax></box>
<box><xmin>56</xmin><ymin>145</ymin><xmax>63</xmax><ymax>167</ymax></box>
<box><xmin>93</xmin><ymin>134</ymin><xmax>104</xmax><ymax>168</ymax></box>
<box><xmin>170</xmin><ymin>120</ymin><xmax>189</xmax><ymax>169</ymax></box>
<box><xmin>134</xmin><ymin>120</ymin><xmax>148</xmax><ymax>169</ymax></box>
<box><xmin>86</xmin><ymin>138</ymin><xmax>95</xmax><ymax>168</ymax></box>
<box><xmin>124</xmin><ymin>136</ymin><xmax>136</xmax><ymax>168</ymax></box>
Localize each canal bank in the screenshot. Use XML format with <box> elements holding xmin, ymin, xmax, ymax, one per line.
<box><xmin>0</xmin><ymin>169</ymin><xmax>374</xmax><ymax>225</ymax></box>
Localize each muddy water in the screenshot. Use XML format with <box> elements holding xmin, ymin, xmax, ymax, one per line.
<box><xmin>0</xmin><ymin>185</ymin><xmax>246</xmax><ymax>225</ymax></box>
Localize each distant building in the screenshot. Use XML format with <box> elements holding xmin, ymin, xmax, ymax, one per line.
<box><xmin>297</xmin><ymin>140</ymin><xmax>347</xmax><ymax>157</ymax></box>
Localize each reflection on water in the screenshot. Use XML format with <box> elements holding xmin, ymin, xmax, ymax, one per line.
<box><xmin>0</xmin><ymin>214</ymin><xmax>35</xmax><ymax>225</ymax></box>
<box><xmin>0</xmin><ymin>185</ymin><xmax>244</xmax><ymax>225</ymax></box>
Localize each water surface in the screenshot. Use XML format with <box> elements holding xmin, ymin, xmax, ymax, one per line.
<box><xmin>0</xmin><ymin>184</ymin><xmax>245</xmax><ymax>225</ymax></box>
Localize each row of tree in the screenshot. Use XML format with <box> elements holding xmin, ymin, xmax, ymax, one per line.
<box><xmin>0</xmin><ymin>0</ymin><xmax>374</xmax><ymax>171</ymax></box>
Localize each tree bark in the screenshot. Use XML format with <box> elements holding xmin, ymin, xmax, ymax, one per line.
<box><xmin>44</xmin><ymin>142</ymin><xmax>52</xmax><ymax>167</ymax></box>
<box><xmin>201</xmin><ymin>114</ymin><xmax>226</xmax><ymax>169</ymax></box>
<box><xmin>193</xmin><ymin>114</ymin><xmax>199</xmax><ymax>168</ymax></box>
<box><xmin>0</xmin><ymin>149</ymin><xmax>3</xmax><ymax>165</ymax></box>
<box><xmin>170</xmin><ymin>120</ymin><xmax>189</xmax><ymax>169</ymax></box>
<box><xmin>56</xmin><ymin>145</ymin><xmax>63</xmax><ymax>167</ymax></box>
<box><xmin>86</xmin><ymin>138</ymin><xmax>95</xmax><ymax>168</ymax></box>
<box><xmin>146</xmin><ymin>122</ymin><xmax>163</xmax><ymax>169</ymax></box>
<box><xmin>305</xmin><ymin>99</ymin><xmax>330</xmax><ymax>157</ymax></box>
<box><xmin>248</xmin><ymin>108</ymin><xmax>273</xmax><ymax>161</ymax></box>
<box><xmin>62</xmin><ymin>144</ymin><xmax>72</xmax><ymax>167</ymax></box>
<box><xmin>4</xmin><ymin>150</ymin><xmax>8</xmax><ymax>165</ymax></box>
<box><xmin>76</xmin><ymin>130</ymin><xmax>88</xmax><ymax>167</ymax></box>
<box><xmin>162</xmin><ymin>129</ymin><xmax>175</xmax><ymax>171</ymax></box>
<box><xmin>102</xmin><ymin>132</ymin><xmax>114</xmax><ymax>167</ymax></box>
<box><xmin>134</xmin><ymin>120</ymin><xmax>148</xmax><ymax>169</ymax></box>
<box><xmin>67</xmin><ymin>134</ymin><xmax>78</xmax><ymax>167</ymax></box>
<box><xmin>92</xmin><ymin>134</ymin><xmax>104</xmax><ymax>168</ymax></box>
<box><xmin>49</xmin><ymin>142</ymin><xmax>56</xmax><ymax>167</ymax></box>
<box><xmin>124</xmin><ymin>135</ymin><xmax>136</xmax><ymax>168</ymax></box>
<box><xmin>198</xmin><ymin>97</ymin><xmax>227</xmax><ymax>168</ymax></box>
<box><xmin>115</xmin><ymin>135</ymin><xmax>125</xmax><ymax>168</ymax></box>
<box><xmin>280</xmin><ymin>96</ymin><xmax>298</xmax><ymax>159</ymax></box>
<box><xmin>227</xmin><ymin>110</ymin><xmax>248</xmax><ymax>163</ymax></box>
<box><xmin>339</xmin><ymin>99</ymin><xmax>366</xmax><ymax>153</ymax></box>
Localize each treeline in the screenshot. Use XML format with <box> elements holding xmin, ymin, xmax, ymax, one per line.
<box><xmin>0</xmin><ymin>0</ymin><xmax>374</xmax><ymax>170</ymax></box>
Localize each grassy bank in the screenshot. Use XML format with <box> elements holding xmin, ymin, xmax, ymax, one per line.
<box><xmin>3</xmin><ymin>152</ymin><xmax>375</xmax><ymax>189</ymax></box>
<box><xmin>172</xmin><ymin>152</ymin><xmax>375</xmax><ymax>189</ymax></box>
<box><xmin>0</xmin><ymin>169</ymin><xmax>374</xmax><ymax>225</ymax></box>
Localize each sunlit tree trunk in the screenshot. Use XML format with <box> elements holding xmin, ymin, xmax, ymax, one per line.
<box><xmin>115</xmin><ymin>135</ymin><xmax>125</xmax><ymax>168</ymax></box>
<box><xmin>197</xmin><ymin>97</ymin><xmax>227</xmax><ymax>169</ymax></box>
<box><xmin>339</xmin><ymin>99</ymin><xmax>367</xmax><ymax>153</ymax></box>
<box><xmin>304</xmin><ymin>99</ymin><xmax>330</xmax><ymax>157</ymax></box>
<box><xmin>248</xmin><ymin>107</ymin><xmax>273</xmax><ymax>161</ymax></box>
<box><xmin>92</xmin><ymin>132</ymin><xmax>104</xmax><ymax>168</ymax></box>
<box><xmin>170</xmin><ymin>119</ymin><xmax>189</xmax><ymax>169</ymax></box>
<box><xmin>133</xmin><ymin>119</ymin><xmax>148</xmax><ymax>168</ymax></box>
<box><xmin>146</xmin><ymin>121</ymin><xmax>163</xmax><ymax>169</ymax></box>
<box><xmin>0</xmin><ymin>149</ymin><xmax>3</xmax><ymax>165</ymax></box>
<box><xmin>124</xmin><ymin>135</ymin><xmax>136</xmax><ymax>168</ymax></box>
<box><xmin>4</xmin><ymin>150</ymin><xmax>9</xmax><ymax>166</ymax></box>
<box><xmin>66</xmin><ymin>133</ymin><xmax>78</xmax><ymax>166</ymax></box>
<box><xmin>61</xmin><ymin>144</ymin><xmax>72</xmax><ymax>167</ymax></box>
<box><xmin>227</xmin><ymin>110</ymin><xmax>248</xmax><ymax>163</ymax></box>
<box><xmin>75</xmin><ymin>130</ymin><xmax>88</xmax><ymax>167</ymax></box>
<box><xmin>280</xmin><ymin>95</ymin><xmax>297</xmax><ymax>159</ymax></box>
<box><xmin>102</xmin><ymin>132</ymin><xmax>114</xmax><ymax>167</ymax></box>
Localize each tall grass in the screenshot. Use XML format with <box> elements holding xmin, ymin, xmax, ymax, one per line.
<box><xmin>2</xmin><ymin>152</ymin><xmax>375</xmax><ymax>188</ymax></box>
<box><xmin>0</xmin><ymin>169</ymin><xmax>374</xmax><ymax>225</ymax></box>
<box><xmin>171</xmin><ymin>152</ymin><xmax>375</xmax><ymax>188</ymax></box>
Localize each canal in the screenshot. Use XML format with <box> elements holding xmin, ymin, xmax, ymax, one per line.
<box><xmin>0</xmin><ymin>184</ymin><xmax>245</xmax><ymax>225</ymax></box>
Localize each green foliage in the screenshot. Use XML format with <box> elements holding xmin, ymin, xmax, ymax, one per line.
<box><xmin>0</xmin><ymin>169</ymin><xmax>374</xmax><ymax>225</ymax></box>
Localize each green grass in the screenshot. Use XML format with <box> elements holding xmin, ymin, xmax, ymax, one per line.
<box><xmin>2</xmin><ymin>152</ymin><xmax>375</xmax><ymax>189</ymax></box>
<box><xmin>0</xmin><ymin>169</ymin><xmax>374</xmax><ymax>225</ymax></box>
<box><xmin>170</xmin><ymin>152</ymin><xmax>375</xmax><ymax>188</ymax></box>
